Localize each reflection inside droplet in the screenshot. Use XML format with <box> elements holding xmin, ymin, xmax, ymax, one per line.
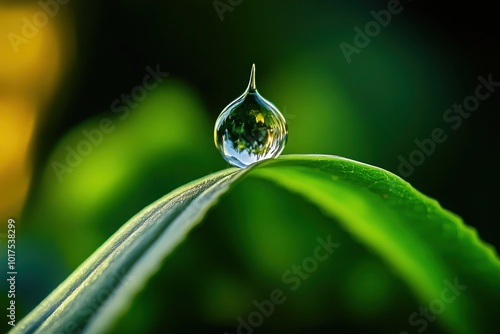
<box><xmin>214</xmin><ymin>64</ymin><xmax>287</xmax><ymax>168</ymax></box>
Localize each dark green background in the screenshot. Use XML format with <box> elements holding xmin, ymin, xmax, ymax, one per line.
<box><xmin>5</xmin><ymin>0</ymin><xmax>500</xmax><ymax>333</ymax></box>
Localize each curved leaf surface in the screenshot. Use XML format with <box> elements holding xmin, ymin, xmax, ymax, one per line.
<box><xmin>13</xmin><ymin>155</ymin><xmax>500</xmax><ymax>334</ymax></box>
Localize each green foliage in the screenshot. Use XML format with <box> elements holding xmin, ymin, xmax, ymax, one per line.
<box><xmin>13</xmin><ymin>155</ymin><xmax>500</xmax><ymax>334</ymax></box>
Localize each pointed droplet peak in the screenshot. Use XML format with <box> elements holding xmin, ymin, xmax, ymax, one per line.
<box><xmin>214</xmin><ymin>64</ymin><xmax>288</xmax><ymax>168</ymax></box>
<box><xmin>247</xmin><ymin>63</ymin><xmax>257</xmax><ymax>92</ymax></box>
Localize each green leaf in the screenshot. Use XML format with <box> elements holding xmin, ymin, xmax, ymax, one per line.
<box><xmin>13</xmin><ymin>155</ymin><xmax>500</xmax><ymax>334</ymax></box>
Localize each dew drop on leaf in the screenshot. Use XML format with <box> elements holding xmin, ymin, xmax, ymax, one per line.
<box><xmin>214</xmin><ymin>64</ymin><xmax>288</xmax><ymax>168</ymax></box>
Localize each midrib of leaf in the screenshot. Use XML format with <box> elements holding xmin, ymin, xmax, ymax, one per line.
<box><xmin>12</xmin><ymin>155</ymin><xmax>500</xmax><ymax>334</ymax></box>
<box><xmin>14</xmin><ymin>167</ymin><xmax>248</xmax><ymax>334</ymax></box>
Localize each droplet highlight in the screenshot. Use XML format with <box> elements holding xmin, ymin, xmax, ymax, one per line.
<box><xmin>214</xmin><ymin>64</ymin><xmax>287</xmax><ymax>168</ymax></box>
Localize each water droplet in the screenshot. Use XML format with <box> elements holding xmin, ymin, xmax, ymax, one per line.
<box><xmin>214</xmin><ymin>64</ymin><xmax>288</xmax><ymax>168</ymax></box>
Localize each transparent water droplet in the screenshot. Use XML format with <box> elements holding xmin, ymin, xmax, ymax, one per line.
<box><xmin>214</xmin><ymin>64</ymin><xmax>288</xmax><ymax>168</ymax></box>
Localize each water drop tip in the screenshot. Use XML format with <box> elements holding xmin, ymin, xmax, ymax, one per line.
<box><xmin>249</xmin><ymin>64</ymin><xmax>256</xmax><ymax>91</ymax></box>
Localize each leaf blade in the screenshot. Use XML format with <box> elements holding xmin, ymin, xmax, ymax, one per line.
<box><xmin>13</xmin><ymin>155</ymin><xmax>500</xmax><ymax>334</ymax></box>
<box><xmin>253</xmin><ymin>155</ymin><xmax>500</xmax><ymax>334</ymax></box>
<box><xmin>14</xmin><ymin>167</ymin><xmax>247</xmax><ymax>334</ymax></box>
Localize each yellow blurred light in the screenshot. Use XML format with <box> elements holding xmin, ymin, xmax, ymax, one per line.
<box><xmin>0</xmin><ymin>97</ymin><xmax>36</xmax><ymax>220</ymax></box>
<box><xmin>0</xmin><ymin>3</ymin><xmax>72</xmax><ymax>224</ymax></box>
<box><xmin>0</xmin><ymin>4</ymin><xmax>63</xmax><ymax>102</ymax></box>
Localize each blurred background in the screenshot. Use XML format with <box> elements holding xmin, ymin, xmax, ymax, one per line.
<box><xmin>1</xmin><ymin>0</ymin><xmax>499</xmax><ymax>333</ymax></box>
